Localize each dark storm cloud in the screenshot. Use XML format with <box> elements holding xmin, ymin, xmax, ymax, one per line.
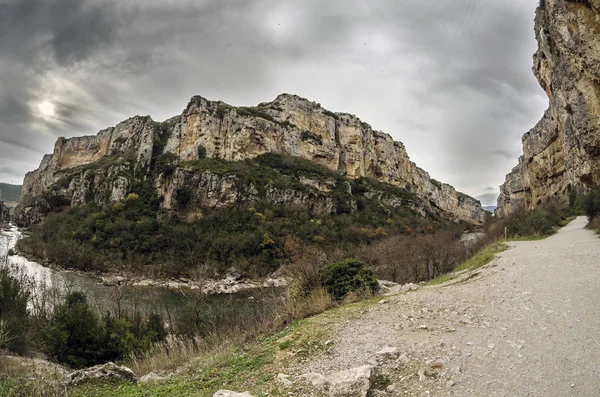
<box><xmin>0</xmin><ymin>0</ymin><xmax>126</xmax><ymax>65</ymax></box>
<box><xmin>0</xmin><ymin>0</ymin><xmax>547</xmax><ymax>203</ymax></box>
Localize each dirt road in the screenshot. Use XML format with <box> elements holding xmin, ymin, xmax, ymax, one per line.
<box><xmin>292</xmin><ymin>216</ymin><xmax>600</xmax><ymax>396</ymax></box>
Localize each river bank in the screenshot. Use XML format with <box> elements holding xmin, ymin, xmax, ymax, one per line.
<box><xmin>4</xmin><ymin>224</ymin><xmax>287</xmax><ymax>296</ymax></box>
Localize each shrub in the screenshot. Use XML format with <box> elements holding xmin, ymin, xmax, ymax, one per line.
<box><xmin>505</xmin><ymin>206</ymin><xmax>562</xmax><ymax>237</ymax></box>
<box><xmin>42</xmin><ymin>291</ymin><xmax>167</xmax><ymax>368</ymax></box>
<box><xmin>176</xmin><ymin>187</ymin><xmax>192</xmax><ymax>208</ymax></box>
<box><xmin>154</xmin><ymin>152</ymin><xmax>180</xmax><ymax>177</ymax></box>
<box><xmin>0</xmin><ymin>265</ymin><xmax>30</xmax><ymax>354</ymax></box>
<box><xmin>300</xmin><ymin>130</ymin><xmax>324</xmax><ymax>145</ymax></box>
<box><xmin>584</xmin><ymin>187</ymin><xmax>600</xmax><ymax>221</ymax></box>
<box><xmin>197</xmin><ymin>145</ymin><xmax>207</xmax><ymax>160</ymax></box>
<box><xmin>320</xmin><ymin>259</ymin><xmax>379</xmax><ymax>301</ymax></box>
<box><xmin>42</xmin><ymin>291</ymin><xmax>102</xmax><ymax>368</ymax></box>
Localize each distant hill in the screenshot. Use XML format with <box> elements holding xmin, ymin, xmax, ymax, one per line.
<box><xmin>0</xmin><ymin>183</ymin><xmax>22</xmax><ymax>202</ymax></box>
<box><xmin>483</xmin><ymin>206</ymin><xmax>497</xmax><ymax>213</ymax></box>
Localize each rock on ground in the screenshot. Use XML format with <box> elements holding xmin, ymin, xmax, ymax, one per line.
<box><xmin>212</xmin><ymin>391</ymin><xmax>255</xmax><ymax>397</ymax></box>
<box><xmin>66</xmin><ymin>362</ymin><xmax>136</xmax><ymax>385</ymax></box>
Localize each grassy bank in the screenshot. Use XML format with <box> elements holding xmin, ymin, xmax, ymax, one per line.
<box><xmin>428</xmin><ymin>241</ymin><xmax>508</xmax><ymax>285</ymax></box>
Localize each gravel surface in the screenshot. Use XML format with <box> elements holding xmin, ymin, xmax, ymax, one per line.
<box><xmin>289</xmin><ymin>216</ymin><xmax>600</xmax><ymax>396</ymax></box>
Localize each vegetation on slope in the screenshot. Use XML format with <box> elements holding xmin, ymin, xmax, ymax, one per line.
<box><xmin>584</xmin><ymin>186</ymin><xmax>600</xmax><ymax>233</ymax></box>
<box><xmin>0</xmin><ymin>183</ymin><xmax>21</xmax><ymax>202</ymax></box>
<box><xmin>19</xmin><ymin>153</ymin><xmax>451</xmax><ymax>278</ymax></box>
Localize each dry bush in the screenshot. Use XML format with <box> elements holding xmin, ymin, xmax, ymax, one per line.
<box><xmin>275</xmin><ymin>287</ymin><xmax>333</xmax><ymax>327</ymax></box>
<box><xmin>355</xmin><ymin>231</ymin><xmax>476</xmax><ymax>283</ymax></box>
<box><xmin>126</xmin><ymin>336</ymin><xmax>208</xmax><ymax>375</ymax></box>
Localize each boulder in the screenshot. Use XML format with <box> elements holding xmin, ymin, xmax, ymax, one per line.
<box><xmin>66</xmin><ymin>362</ymin><xmax>136</xmax><ymax>385</ymax></box>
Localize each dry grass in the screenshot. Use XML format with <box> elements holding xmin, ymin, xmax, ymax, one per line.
<box><xmin>125</xmin><ymin>285</ymin><xmax>334</xmax><ymax>377</ymax></box>
<box><xmin>0</xmin><ymin>354</ymin><xmax>66</xmax><ymax>397</ymax></box>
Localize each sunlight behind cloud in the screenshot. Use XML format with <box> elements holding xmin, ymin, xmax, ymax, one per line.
<box><xmin>37</xmin><ymin>101</ymin><xmax>56</xmax><ymax>117</ymax></box>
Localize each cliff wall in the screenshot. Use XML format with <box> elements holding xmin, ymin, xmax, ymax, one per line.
<box><xmin>497</xmin><ymin>0</ymin><xmax>600</xmax><ymax>215</ymax></box>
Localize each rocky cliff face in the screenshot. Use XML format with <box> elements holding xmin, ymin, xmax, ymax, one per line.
<box><xmin>497</xmin><ymin>0</ymin><xmax>600</xmax><ymax>216</ymax></box>
<box><xmin>16</xmin><ymin>94</ymin><xmax>486</xmax><ymax>225</ymax></box>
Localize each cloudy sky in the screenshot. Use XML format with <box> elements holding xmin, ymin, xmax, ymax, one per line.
<box><xmin>0</xmin><ymin>0</ymin><xmax>548</xmax><ymax>205</ymax></box>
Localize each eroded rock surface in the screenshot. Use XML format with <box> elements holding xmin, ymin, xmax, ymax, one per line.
<box><xmin>497</xmin><ymin>0</ymin><xmax>600</xmax><ymax>216</ymax></box>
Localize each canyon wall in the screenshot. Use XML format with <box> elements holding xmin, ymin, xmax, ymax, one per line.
<box><xmin>497</xmin><ymin>0</ymin><xmax>600</xmax><ymax>216</ymax></box>
<box><xmin>16</xmin><ymin>94</ymin><xmax>486</xmax><ymax>225</ymax></box>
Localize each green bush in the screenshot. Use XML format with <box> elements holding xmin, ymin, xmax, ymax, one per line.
<box><xmin>42</xmin><ymin>291</ymin><xmax>103</xmax><ymax>368</ymax></box>
<box><xmin>0</xmin><ymin>266</ymin><xmax>30</xmax><ymax>354</ymax></box>
<box><xmin>505</xmin><ymin>206</ymin><xmax>563</xmax><ymax>237</ymax></box>
<box><xmin>300</xmin><ymin>130</ymin><xmax>324</xmax><ymax>145</ymax></box>
<box><xmin>154</xmin><ymin>152</ymin><xmax>179</xmax><ymax>177</ymax></box>
<box><xmin>42</xmin><ymin>291</ymin><xmax>167</xmax><ymax>368</ymax></box>
<box><xmin>197</xmin><ymin>145</ymin><xmax>207</xmax><ymax>160</ymax></box>
<box><xmin>584</xmin><ymin>187</ymin><xmax>600</xmax><ymax>221</ymax></box>
<box><xmin>320</xmin><ymin>259</ymin><xmax>379</xmax><ymax>301</ymax></box>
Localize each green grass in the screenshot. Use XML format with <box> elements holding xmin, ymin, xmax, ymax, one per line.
<box><xmin>508</xmin><ymin>235</ymin><xmax>547</xmax><ymax>242</ymax></box>
<box><xmin>429</xmin><ymin>241</ymin><xmax>508</xmax><ymax>285</ymax></box>
<box><xmin>66</xmin><ymin>318</ymin><xmax>321</xmax><ymax>397</ymax></box>
<box><xmin>68</xmin><ymin>345</ymin><xmax>277</xmax><ymax>397</ymax></box>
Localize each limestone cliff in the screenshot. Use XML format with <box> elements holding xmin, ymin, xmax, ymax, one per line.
<box><xmin>497</xmin><ymin>0</ymin><xmax>600</xmax><ymax>216</ymax></box>
<box><xmin>16</xmin><ymin>94</ymin><xmax>486</xmax><ymax>225</ymax></box>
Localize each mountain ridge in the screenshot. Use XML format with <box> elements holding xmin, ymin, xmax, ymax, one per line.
<box><xmin>16</xmin><ymin>93</ymin><xmax>485</xmax><ymax>226</ymax></box>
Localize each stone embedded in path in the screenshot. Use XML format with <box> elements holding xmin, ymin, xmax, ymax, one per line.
<box><xmin>376</xmin><ymin>346</ymin><xmax>399</xmax><ymax>360</ymax></box>
<box><xmin>400</xmin><ymin>283</ymin><xmax>420</xmax><ymax>294</ymax></box>
<box><xmin>300</xmin><ymin>372</ymin><xmax>327</xmax><ymax>387</ymax></box>
<box><xmin>213</xmin><ymin>391</ymin><xmax>255</xmax><ymax>397</ymax></box>
<box><xmin>300</xmin><ymin>366</ymin><xmax>373</xmax><ymax>397</ymax></box>
<box><xmin>277</xmin><ymin>373</ymin><xmax>293</xmax><ymax>387</ymax></box>
<box><xmin>327</xmin><ymin>365</ymin><xmax>372</xmax><ymax>397</ymax></box>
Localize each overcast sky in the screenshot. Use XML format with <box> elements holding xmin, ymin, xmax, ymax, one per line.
<box><xmin>0</xmin><ymin>0</ymin><xmax>547</xmax><ymax>205</ymax></box>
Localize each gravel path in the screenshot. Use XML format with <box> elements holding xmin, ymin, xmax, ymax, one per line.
<box><xmin>290</xmin><ymin>216</ymin><xmax>600</xmax><ymax>396</ymax></box>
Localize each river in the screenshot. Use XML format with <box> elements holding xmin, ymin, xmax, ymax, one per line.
<box><xmin>0</xmin><ymin>224</ymin><xmax>281</xmax><ymax>328</ymax></box>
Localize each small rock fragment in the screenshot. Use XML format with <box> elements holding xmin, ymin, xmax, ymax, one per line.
<box><xmin>300</xmin><ymin>372</ymin><xmax>327</xmax><ymax>387</ymax></box>
<box><xmin>277</xmin><ymin>373</ymin><xmax>293</xmax><ymax>388</ymax></box>
<box><xmin>376</xmin><ymin>346</ymin><xmax>399</xmax><ymax>358</ymax></box>
<box><xmin>213</xmin><ymin>391</ymin><xmax>255</xmax><ymax>397</ymax></box>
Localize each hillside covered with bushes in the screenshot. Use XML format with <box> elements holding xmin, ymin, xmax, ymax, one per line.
<box><xmin>18</xmin><ymin>152</ymin><xmax>464</xmax><ymax>278</ymax></box>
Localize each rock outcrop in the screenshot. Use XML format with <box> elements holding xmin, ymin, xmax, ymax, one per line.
<box><xmin>16</xmin><ymin>94</ymin><xmax>485</xmax><ymax>225</ymax></box>
<box><xmin>66</xmin><ymin>362</ymin><xmax>137</xmax><ymax>385</ymax></box>
<box><xmin>497</xmin><ymin>0</ymin><xmax>600</xmax><ymax>216</ymax></box>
